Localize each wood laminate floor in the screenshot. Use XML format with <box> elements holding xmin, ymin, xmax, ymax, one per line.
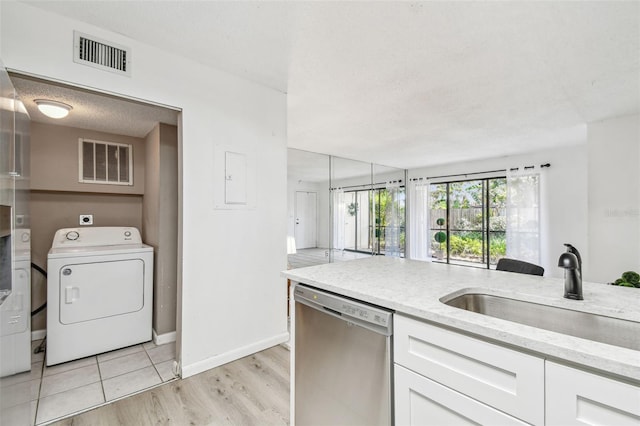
<box><xmin>50</xmin><ymin>345</ymin><xmax>290</xmax><ymax>426</ymax></box>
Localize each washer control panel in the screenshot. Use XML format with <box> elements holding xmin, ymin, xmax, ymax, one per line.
<box><xmin>51</xmin><ymin>227</ymin><xmax>143</xmax><ymax>248</ymax></box>
<box><xmin>66</xmin><ymin>231</ymin><xmax>80</xmax><ymax>241</ymax></box>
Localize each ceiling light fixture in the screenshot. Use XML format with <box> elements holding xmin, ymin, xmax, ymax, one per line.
<box><xmin>34</xmin><ymin>99</ymin><xmax>72</xmax><ymax>119</ymax></box>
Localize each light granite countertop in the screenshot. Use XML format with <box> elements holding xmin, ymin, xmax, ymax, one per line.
<box><xmin>283</xmin><ymin>256</ymin><xmax>640</xmax><ymax>383</ymax></box>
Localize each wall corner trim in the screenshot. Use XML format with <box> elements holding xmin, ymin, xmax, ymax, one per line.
<box><xmin>152</xmin><ymin>329</ymin><xmax>177</xmax><ymax>346</ymax></box>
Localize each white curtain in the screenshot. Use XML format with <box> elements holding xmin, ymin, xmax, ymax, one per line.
<box><xmin>332</xmin><ymin>189</ymin><xmax>346</xmax><ymax>251</ymax></box>
<box><xmin>409</xmin><ymin>180</ymin><xmax>431</xmax><ymax>261</ymax></box>
<box><xmin>385</xmin><ymin>183</ymin><xmax>402</xmax><ymax>257</ymax></box>
<box><xmin>506</xmin><ymin>167</ymin><xmax>541</xmax><ymax>264</ymax></box>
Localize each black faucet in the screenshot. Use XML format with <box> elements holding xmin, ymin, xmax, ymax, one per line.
<box><xmin>558</xmin><ymin>243</ymin><xmax>583</xmax><ymax>300</ymax></box>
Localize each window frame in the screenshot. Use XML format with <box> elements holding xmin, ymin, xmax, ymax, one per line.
<box><xmin>78</xmin><ymin>138</ymin><xmax>133</xmax><ymax>186</ymax></box>
<box><xmin>429</xmin><ymin>176</ymin><xmax>506</xmax><ymax>269</ymax></box>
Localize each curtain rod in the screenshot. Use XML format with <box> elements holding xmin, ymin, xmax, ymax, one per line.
<box><xmin>409</xmin><ymin>163</ymin><xmax>550</xmax><ymax>182</ymax></box>
<box><xmin>330</xmin><ymin>179</ymin><xmax>403</xmax><ymax>191</ymax></box>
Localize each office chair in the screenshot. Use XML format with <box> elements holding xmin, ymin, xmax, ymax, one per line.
<box><xmin>496</xmin><ymin>258</ymin><xmax>544</xmax><ymax>276</ymax></box>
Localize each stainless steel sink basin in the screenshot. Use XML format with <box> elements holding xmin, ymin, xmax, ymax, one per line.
<box><xmin>442</xmin><ymin>293</ymin><xmax>640</xmax><ymax>351</ymax></box>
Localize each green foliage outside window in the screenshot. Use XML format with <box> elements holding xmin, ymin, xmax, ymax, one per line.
<box><xmin>430</xmin><ymin>178</ymin><xmax>507</xmax><ymax>265</ymax></box>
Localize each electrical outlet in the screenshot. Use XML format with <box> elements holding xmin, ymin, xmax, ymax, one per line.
<box><xmin>79</xmin><ymin>214</ymin><xmax>93</xmax><ymax>225</ymax></box>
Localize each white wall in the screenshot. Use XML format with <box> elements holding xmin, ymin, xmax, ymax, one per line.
<box><xmin>587</xmin><ymin>113</ymin><xmax>640</xmax><ymax>283</ymax></box>
<box><xmin>408</xmin><ymin>144</ymin><xmax>589</xmax><ymax>279</ymax></box>
<box><xmin>1</xmin><ymin>2</ymin><xmax>288</xmax><ymax>376</ymax></box>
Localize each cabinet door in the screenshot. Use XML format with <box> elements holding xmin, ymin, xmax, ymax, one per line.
<box><xmin>395</xmin><ymin>314</ymin><xmax>544</xmax><ymax>425</ymax></box>
<box><xmin>395</xmin><ymin>364</ymin><xmax>529</xmax><ymax>426</ymax></box>
<box><xmin>546</xmin><ymin>361</ymin><xmax>640</xmax><ymax>426</ymax></box>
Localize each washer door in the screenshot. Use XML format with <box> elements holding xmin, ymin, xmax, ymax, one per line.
<box><xmin>59</xmin><ymin>259</ymin><xmax>144</xmax><ymax>324</ymax></box>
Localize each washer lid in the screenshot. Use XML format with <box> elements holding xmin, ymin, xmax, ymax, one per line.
<box><xmin>48</xmin><ymin>243</ymin><xmax>153</xmax><ymax>259</ymax></box>
<box><xmin>51</xmin><ymin>227</ymin><xmax>145</xmax><ymax>249</ymax></box>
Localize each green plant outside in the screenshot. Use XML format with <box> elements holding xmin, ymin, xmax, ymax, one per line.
<box><xmin>358</xmin><ymin>187</ymin><xmax>406</xmax><ymax>255</ymax></box>
<box><xmin>430</xmin><ymin>178</ymin><xmax>508</xmax><ymax>265</ymax></box>
<box><xmin>434</xmin><ymin>231</ymin><xmax>447</xmax><ymax>243</ymax></box>
<box><xmin>448</xmin><ymin>233</ymin><xmax>507</xmax><ymax>262</ymax></box>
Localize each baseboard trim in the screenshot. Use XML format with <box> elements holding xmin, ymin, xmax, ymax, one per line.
<box><xmin>32</xmin><ymin>329</ymin><xmax>46</xmax><ymax>341</ymax></box>
<box><xmin>152</xmin><ymin>329</ymin><xmax>177</xmax><ymax>346</ymax></box>
<box><xmin>32</xmin><ymin>329</ymin><xmax>177</xmax><ymax>346</ymax></box>
<box><xmin>181</xmin><ymin>332</ymin><xmax>290</xmax><ymax>379</ymax></box>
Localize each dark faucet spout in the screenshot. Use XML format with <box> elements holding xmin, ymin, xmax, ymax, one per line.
<box><xmin>559</xmin><ymin>244</ymin><xmax>583</xmax><ymax>300</ymax></box>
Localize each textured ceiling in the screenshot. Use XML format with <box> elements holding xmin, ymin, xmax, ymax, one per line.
<box><xmin>10</xmin><ymin>74</ymin><xmax>178</xmax><ymax>138</ymax></box>
<box><xmin>23</xmin><ymin>1</ymin><xmax>640</xmax><ymax>169</ymax></box>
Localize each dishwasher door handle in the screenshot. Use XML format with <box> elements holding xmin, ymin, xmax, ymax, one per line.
<box><xmin>323</xmin><ymin>306</ymin><xmax>342</xmax><ymax>316</ymax></box>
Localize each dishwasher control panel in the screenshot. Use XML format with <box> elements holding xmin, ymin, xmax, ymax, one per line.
<box><xmin>341</xmin><ymin>303</ymin><xmax>390</xmax><ymax>326</ymax></box>
<box><xmin>294</xmin><ymin>283</ymin><xmax>393</xmax><ymax>334</ymax></box>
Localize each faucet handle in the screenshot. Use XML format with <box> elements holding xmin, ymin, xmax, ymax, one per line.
<box><xmin>563</xmin><ymin>243</ymin><xmax>582</xmax><ymax>271</ymax></box>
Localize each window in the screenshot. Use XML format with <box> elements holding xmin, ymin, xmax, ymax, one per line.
<box><xmin>429</xmin><ymin>178</ymin><xmax>507</xmax><ymax>268</ymax></box>
<box><xmin>79</xmin><ymin>138</ymin><xmax>133</xmax><ymax>185</ymax></box>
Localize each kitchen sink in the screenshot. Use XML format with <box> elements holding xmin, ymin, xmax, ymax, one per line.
<box><xmin>442</xmin><ymin>293</ymin><xmax>640</xmax><ymax>351</ymax></box>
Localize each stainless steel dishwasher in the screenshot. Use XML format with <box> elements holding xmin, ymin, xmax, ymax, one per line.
<box><xmin>294</xmin><ymin>283</ymin><xmax>393</xmax><ymax>426</ymax></box>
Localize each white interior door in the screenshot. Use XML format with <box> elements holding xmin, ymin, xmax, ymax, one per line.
<box><xmin>295</xmin><ymin>191</ymin><xmax>317</xmax><ymax>249</ymax></box>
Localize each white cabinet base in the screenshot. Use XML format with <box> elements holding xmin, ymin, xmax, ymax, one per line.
<box><xmin>545</xmin><ymin>361</ymin><xmax>640</xmax><ymax>426</ymax></box>
<box><xmin>394</xmin><ymin>314</ymin><xmax>544</xmax><ymax>425</ymax></box>
<box><xmin>395</xmin><ymin>364</ymin><xmax>528</xmax><ymax>426</ymax></box>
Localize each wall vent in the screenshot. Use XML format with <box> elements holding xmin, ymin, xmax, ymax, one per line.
<box><xmin>78</xmin><ymin>138</ymin><xmax>133</xmax><ymax>186</ymax></box>
<box><xmin>73</xmin><ymin>31</ymin><xmax>131</xmax><ymax>77</ymax></box>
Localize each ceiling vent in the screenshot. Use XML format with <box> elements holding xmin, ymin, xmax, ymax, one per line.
<box><xmin>73</xmin><ymin>31</ymin><xmax>131</xmax><ymax>77</ymax></box>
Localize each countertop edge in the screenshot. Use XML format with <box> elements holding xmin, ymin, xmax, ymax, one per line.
<box><xmin>283</xmin><ymin>258</ymin><xmax>640</xmax><ymax>383</ymax></box>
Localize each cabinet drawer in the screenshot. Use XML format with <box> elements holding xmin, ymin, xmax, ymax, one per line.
<box><xmin>394</xmin><ymin>314</ymin><xmax>544</xmax><ymax>425</ymax></box>
<box><xmin>395</xmin><ymin>364</ymin><xmax>529</xmax><ymax>426</ymax></box>
<box><xmin>546</xmin><ymin>361</ymin><xmax>640</xmax><ymax>425</ymax></box>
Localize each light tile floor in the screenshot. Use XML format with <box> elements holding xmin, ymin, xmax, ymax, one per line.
<box><xmin>0</xmin><ymin>339</ymin><xmax>177</xmax><ymax>425</ymax></box>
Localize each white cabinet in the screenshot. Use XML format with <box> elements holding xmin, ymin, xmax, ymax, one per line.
<box><xmin>545</xmin><ymin>361</ymin><xmax>640</xmax><ymax>426</ymax></box>
<box><xmin>395</xmin><ymin>364</ymin><xmax>529</xmax><ymax>426</ymax></box>
<box><xmin>394</xmin><ymin>314</ymin><xmax>640</xmax><ymax>426</ymax></box>
<box><xmin>394</xmin><ymin>314</ymin><xmax>544</xmax><ymax>425</ymax></box>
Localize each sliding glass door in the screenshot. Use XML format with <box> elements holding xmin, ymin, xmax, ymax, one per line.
<box><xmin>373</xmin><ymin>187</ymin><xmax>405</xmax><ymax>256</ymax></box>
<box><xmin>343</xmin><ymin>191</ymin><xmax>371</xmax><ymax>252</ymax></box>
<box><xmin>429</xmin><ymin>178</ymin><xmax>506</xmax><ymax>267</ymax></box>
<box><xmin>342</xmin><ymin>187</ymin><xmax>405</xmax><ymax>256</ymax></box>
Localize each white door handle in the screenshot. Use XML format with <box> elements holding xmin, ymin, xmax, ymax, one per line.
<box><xmin>65</xmin><ymin>286</ymin><xmax>79</xmax><ymax>304</ymax></box>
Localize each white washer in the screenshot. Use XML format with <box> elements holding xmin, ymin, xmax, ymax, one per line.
<box><xmin>47</xmin><ymin>227</ymin><xmax>153</xmax><ymax>366</ymax></box>
<box><xmin>0</xmin><ymin>229</ymin><xmax>31</xmax><ymax>377</ymax></box>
